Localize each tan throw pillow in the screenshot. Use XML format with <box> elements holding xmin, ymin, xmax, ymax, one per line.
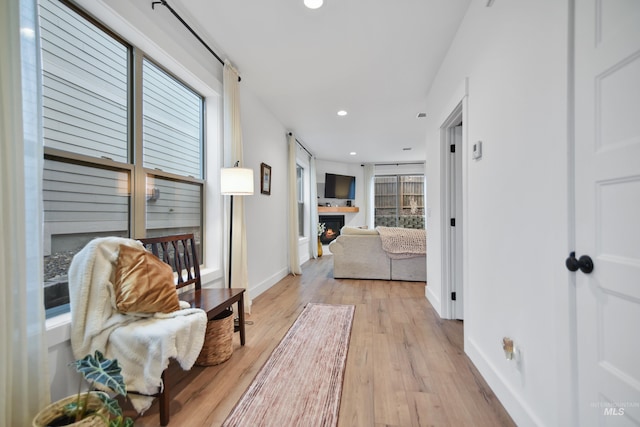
<box><xmin>114</xmin><ymin>244</ymin><xmax>180</xmax><ymax>314</ymax></box>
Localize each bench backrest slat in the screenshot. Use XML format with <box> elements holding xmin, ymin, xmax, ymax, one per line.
<box><xmin>138</xmin><ymin>233</ymin><xmax>201</xmax><ymax>291</ymax></box>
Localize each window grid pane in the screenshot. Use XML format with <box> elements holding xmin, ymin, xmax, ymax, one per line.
<box><xmin>39</xmin><ymin>0</ymin><xmax>128</xmax><ymax>162</ymax></box>
<box><xmin>43</xmin><ymin>159</ymin><xmax>130</xmax><ymax>318</ymax></box>
<box><xmin>142</xmin><ymin>59</ymin><xmax>203</xmax><ymax>178</ymax></box>
<box><xmin>374</xmin><ymin>175</ymin><xmax>425</xmax><ymax>229</ymax></box>
<box><xmin>145</xmin><ymin>175</ymin><xmax>202</xmax><ymax>239</ymax></box>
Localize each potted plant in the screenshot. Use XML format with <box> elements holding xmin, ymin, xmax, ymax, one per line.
<box><xmin>32</xmin><ymin>351</ymin><xmax>134</xmax><ymax>427</ymax></box>
<box><xmin>317</xmin><ymin>222</ymin><xmax>326</xmax><ymax>256</ymax></box>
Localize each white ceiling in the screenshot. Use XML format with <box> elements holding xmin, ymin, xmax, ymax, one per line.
<box><xmin>172</xmin><ymin>0</ymin><xmax>471</xmax><ymax>164</ymax></box>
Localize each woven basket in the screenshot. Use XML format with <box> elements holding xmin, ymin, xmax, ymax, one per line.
<box><xmin>32</xmin><ymin>392</ymin><xmax>108</xmax><ymax>427</ymax></box>
<box><xmin>196</xmin><ymin>309</ymin><xmax>234</xmax><ymax>366</ymax></box>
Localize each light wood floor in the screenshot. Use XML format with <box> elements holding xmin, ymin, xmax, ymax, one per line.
<box><xmin>128</xmin><ymin>255</ymin><xmax>515</xmax><ymax>427</ymax></box>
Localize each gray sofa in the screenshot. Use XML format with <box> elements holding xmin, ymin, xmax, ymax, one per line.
<box><xmin>328</xmin><ymin>227</ymin><xmax>426</xmax><ymax>281</ymax></box>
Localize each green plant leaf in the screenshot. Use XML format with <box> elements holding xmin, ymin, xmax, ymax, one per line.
<box><xmin>109</xmin><ymin>417</ymin><xmax>135</xmax><ymax>427</ymax></box>
<box><xmin>72</xmin><ymin>350</ymin><xmax>127</xmax><ymax>396</ymax></box>
<box><xmin>97</xmin><ymin>393</ymin><xmax>123</xmax><ymax>417</ymax></box>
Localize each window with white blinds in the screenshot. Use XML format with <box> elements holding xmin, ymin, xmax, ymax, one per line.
<box><xmin>38</xmin><ymin>0</ymin><xmax>205</xmax><ymax>318</ymax></box>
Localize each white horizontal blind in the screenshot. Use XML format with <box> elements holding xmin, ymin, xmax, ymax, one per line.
<box><xmin>39</xmin><ymin>0</ymin><xmax>128</xmax><ymax>161</ymax></box>
<box><xmin>142</xmin><ymin>59</ymin><xmax>202</xmax><ymax>178</ymax></box>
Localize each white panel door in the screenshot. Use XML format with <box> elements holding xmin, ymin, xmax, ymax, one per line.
<box><xmin>574</xmin><ymin>0</ymin><xmax>640</xmax><ymax>424</ymax></box>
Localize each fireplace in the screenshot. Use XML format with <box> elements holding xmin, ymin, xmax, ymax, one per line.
<box><xmin>319</xmin><ymin>215</ymin><xmax>345</xmax><ymax>244</ymax></box>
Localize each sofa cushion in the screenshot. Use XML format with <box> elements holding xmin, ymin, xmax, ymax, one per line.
<box><xmin>340</xmin><ymin>226</ymin><xmax>379</xmax><ymax>235</ymax></box>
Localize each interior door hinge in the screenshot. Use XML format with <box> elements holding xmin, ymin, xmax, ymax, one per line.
<box><xmin>451</xmin><ymin>292</ymin><xmax>457</xmax><ymax>301</ymax></box>
<box><xmin>450</xmin><ymin>144</ymin><xmax>456</xmax><ymax>153</ymax></box>
<box><xmin>450</xmin><ymin>218</ymin><xmax>455</xmax><ymax>227</ymax></box>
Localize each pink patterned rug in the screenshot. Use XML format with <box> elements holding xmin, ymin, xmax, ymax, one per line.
<box><xmin>222</xmin><ymin>303</ymin><xmax>355</xmax><ymax>427</ymax></box>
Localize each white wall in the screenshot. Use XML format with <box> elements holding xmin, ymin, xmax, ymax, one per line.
<box><xmin>425</xmin><ymin>1</ymin><xmax>573</xmax><ymax>426</ymax></box>
<box><xmin>241</xmin><ymin>89</ymin><xmax>290</xmax><ymax>299</ymax></box>
<box><xmin>315</xmin><ymin>159</ymin><xmax>366</xmax><ymax>226</ymax></box>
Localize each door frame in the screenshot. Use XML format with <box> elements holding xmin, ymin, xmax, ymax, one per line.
<box><xmin>440</xmin><ymin>101</ymin><xmax>467</xmax><ymax>320</ymax></box>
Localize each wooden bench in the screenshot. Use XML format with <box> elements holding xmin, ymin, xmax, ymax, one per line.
<box><xmin>138</xmin><ymin>233</ymin><xmax>246</xmax><ymax>426</ymax></box>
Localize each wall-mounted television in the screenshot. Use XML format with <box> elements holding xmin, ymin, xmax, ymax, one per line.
<box><xmin>324</xmin><ymin>173</ymin><xmax>356</xmax><ymax>199</ymax></box>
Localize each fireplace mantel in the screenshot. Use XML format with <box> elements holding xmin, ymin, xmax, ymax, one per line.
<box><xmin>318</xmin><ymin>206</ymin><xmax>359</xmax><ymax>213</ymax></box>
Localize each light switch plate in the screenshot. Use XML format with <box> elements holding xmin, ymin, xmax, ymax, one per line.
<box><xmin>472</xmin><ymin>141</ymin><xmax>482</xmax><ymax>160</ymax></box>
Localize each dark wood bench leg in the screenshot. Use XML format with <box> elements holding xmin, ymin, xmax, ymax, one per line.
<box><xmin>238</xmin><ymin>294</ymin><xmax>246</xmax><ymax>346</ymax></box>
<box><xmin>159</xmin><ymin>370</ymin><xmax>170</xmax><ymax>426</ymax></box>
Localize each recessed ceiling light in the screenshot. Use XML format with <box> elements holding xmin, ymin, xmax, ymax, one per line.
<box><xmin>337</xmin><ymin>110</ymin><xmax>348</xmax><ymax>116</ymax></box>
<box><xmin>304</xmin><ymin>0</ymin><xmax>323</xmax><ymax>9</ymax></box>
<box><xmin>349</xmin><ymin>152</ymin><xmax>357</xmax><ymax>156</ymax></box>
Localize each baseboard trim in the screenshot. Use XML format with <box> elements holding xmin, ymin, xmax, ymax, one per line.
<box><xmin>250</xmin><ymin>267</ymin><xmax>289</xmax><ymax>300</ymax></box>
<box><xmin>425</xmin><ymin>285</ymin><xmax>443</xmax><ymax>317</ymax></box>
<box><xmin>465</xmin><ymin>336</ymin><xmax>543</xmax><ymax>427</ymax></box>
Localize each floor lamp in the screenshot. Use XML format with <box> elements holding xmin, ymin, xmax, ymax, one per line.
<box><xmin>221</xmin><ymin>162</ymin><xmax>254</xmax><ymax>289</ymax></box>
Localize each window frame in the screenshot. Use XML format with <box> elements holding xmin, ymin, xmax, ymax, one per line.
<box><xmin>296</xmin><ymin>164</ymin><xmax>304</xmax><ymax>237</ymax></box>
<box><xmin>374</xmin><ymin>173</ymin><xmax>425</xmax><ymax>229</ymax></box>
<box><xmin>41</xmin><ymin>0</ymin><xmax>207</xmax><ymax>318</ymax></box>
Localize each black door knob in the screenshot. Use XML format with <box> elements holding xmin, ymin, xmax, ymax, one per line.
<box><xmin>565</xmin><ymin>251</ymin><xmax>594</xmax><ymax>274</ymax></box>
<box><xmin>566</xmin><ymin>251</ymin><xmax>579</xmax><ymax>272</ymax></box>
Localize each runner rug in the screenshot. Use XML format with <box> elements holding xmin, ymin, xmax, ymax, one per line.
<box><xmin>222</xmin><ymin>303</ymin><xmax>355</xmax><ymax>427</ymax></box>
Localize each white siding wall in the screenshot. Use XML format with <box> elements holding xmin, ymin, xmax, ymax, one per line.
<box><xmin>43</xmin><ymin>160</ymin><xmax>129</xmax><ymax>254</ymax></box>
<box><xmin>146</xmin><ymin>177</ymin><xmax>201</xmax><ymax>230</ymax></box>
<box><xmin>40</xmin><ymin>0</ymin><xmax>128</xmax><ymax>161</ymax></box>
<box><xmin>142</xmin><ymin>60</ymin><xmax>202</xmax><ymax>178</ymax></box>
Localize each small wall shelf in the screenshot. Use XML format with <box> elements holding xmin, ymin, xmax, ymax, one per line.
<box><xmin>318</xmin><ymin>206</ymin><xmax>359</xmax><ymax>213</ymax></box>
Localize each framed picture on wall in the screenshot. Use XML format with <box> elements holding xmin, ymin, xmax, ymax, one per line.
<box><xmin>260</xmin><ymin>162</ymin><xmax>271</xmax><ymax>195</ymax></box>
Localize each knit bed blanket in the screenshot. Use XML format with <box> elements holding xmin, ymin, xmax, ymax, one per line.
<box><xmin>376</xmin><ymin>226</ymin><xmax>427</xmax><ymax>259</ymax></box>
<box><xmin>68</xmin><ymin>237</ymin><xmax>207</xmax><ymax>414</ymax></box>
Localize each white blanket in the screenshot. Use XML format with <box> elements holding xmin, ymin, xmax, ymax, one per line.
<box><xmin>376</xmin><ymin>226</ymin><xmax>427</xmax><ymax>259</ymax></box>
<box><xmin>68</xmin><ymin>237</ymin><xmax>207</xmax><ymax>413</ymax></box>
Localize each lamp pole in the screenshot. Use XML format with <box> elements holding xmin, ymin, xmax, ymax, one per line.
<box><xmin>221</xmin><ymin>161</ymin><xmax>254</xmax><ymax>289</ymax></box>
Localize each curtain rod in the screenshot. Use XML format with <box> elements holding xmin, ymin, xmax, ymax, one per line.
<box><xmin>361</xmin><ymin>162</ymin><xmax>425</xmax><ymax>167</ymax></box>
<box><xmin>151</xmin><ymin>0</ymin><xmax>241</xmax><ymax>81</ymax></box>
<box><xmin>288</xmin><ymin>132</ymin><xmax>313</xmax><ymax>158</ymax></box>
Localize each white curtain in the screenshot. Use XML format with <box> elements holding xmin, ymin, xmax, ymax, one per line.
<box><xmin>363</xmin><ymin>163</ymin><xmax>375</xmax><ymax>228</ymax></box>
<box><xmin>223</xmin><ymin>60</ymin><xmax>251</xmax><ymax>313</ymax></box>
<box><xmin>309</xmin><ymin>156</ymin><xmax>319</xmax><ymax>258</ymax></box>
<box><xmin>287</xmin><ymin>134</ymin><xmax>302</xmax><ymax>274</ymax></box>
<box><xmin>1</xmin><ymin>0</ymin><xmax>51</xmax><ymax>424</ymax></box>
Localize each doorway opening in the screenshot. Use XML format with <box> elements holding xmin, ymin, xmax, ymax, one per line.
<box><xmin>441</xmin><ymin>102</ymin><xmax>464</xmax><ymax>320</ymax></box>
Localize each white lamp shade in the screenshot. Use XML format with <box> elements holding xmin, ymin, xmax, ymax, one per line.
<box><xmin>221</xmin><ymin>167</ymin><xmax>254</xmax><ymax>195</ymax></box>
